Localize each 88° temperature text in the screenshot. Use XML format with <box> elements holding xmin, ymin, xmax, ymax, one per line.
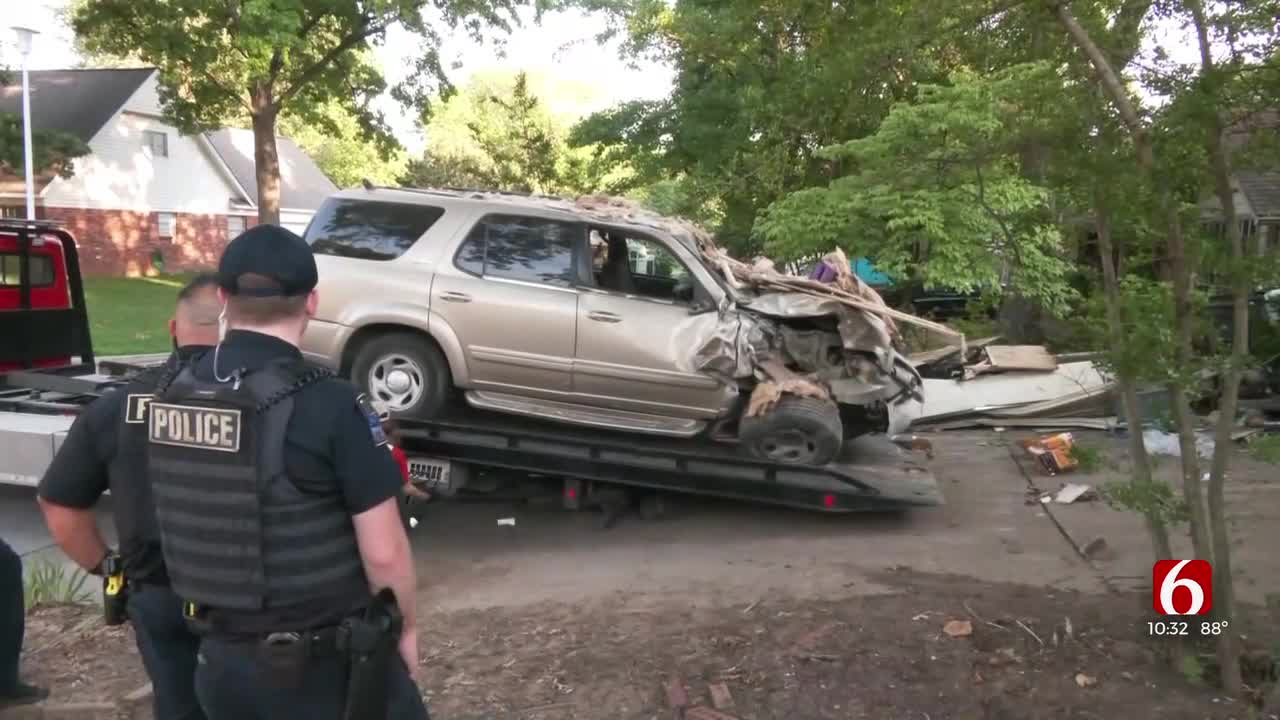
<box><xmin>1146</xmin><ymin>621</ymin><xmax>1230</xmax><ymax>637</ymax></box>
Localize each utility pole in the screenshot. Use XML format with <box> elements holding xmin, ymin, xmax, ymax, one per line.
<box><xmin>11</xmin><ymin>26</ymin><xmax>40</xmax><ymax>220</ymax></box>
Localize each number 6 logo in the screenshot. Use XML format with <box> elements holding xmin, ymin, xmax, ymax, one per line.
<box><xmin>1153</xmin><ymin>559</ymin><xmax>1213</xmax><ymax>615</ymax></box>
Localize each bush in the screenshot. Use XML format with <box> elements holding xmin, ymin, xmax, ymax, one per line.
<box><xmin>23</xmin><ymin>558</ymin><xmax>93</xmax><ymax>608</ymax></box>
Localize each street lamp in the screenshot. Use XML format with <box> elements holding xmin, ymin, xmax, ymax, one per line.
<box><xmin>11</xmin><ymin>25</ymin><xmax>39</xmax><ymax>221</ymax></box>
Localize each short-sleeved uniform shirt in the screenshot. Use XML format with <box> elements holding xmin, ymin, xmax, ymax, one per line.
<box><xmin>184</xmin><ymin>330</ymin><xmax>404</xmax><ymax>627</ymax></box>
<box><xmin>38</xmin><ymin>346</ymin><xmax>209</xmax><ymax>582</ymax></box>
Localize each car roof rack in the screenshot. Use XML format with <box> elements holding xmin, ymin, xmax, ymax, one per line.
<box><xmin>357</xmin><ymin>181</ymin><xmax>568</xmax><ymax>204</ymax></box>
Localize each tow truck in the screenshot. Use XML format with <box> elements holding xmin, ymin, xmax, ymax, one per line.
<box><xmin>0</xmin><ymin>219</ymin><xmax>943</xmax><ymax>519</ymax></box>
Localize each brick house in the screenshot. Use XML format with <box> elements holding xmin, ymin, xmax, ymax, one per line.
<box><xmin>0</xmin><ymin>68</ymin><xmax>336</xmax><ymax>275</ymax></box>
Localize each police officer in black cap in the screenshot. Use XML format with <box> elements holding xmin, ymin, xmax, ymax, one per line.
<box><xmin>38</xmin><ymin>273</ymin><xmax>222</xmax><ymax>720</ymax></box>
<box><xmin>145</xmin><ymin>225</ymin><xmax>427</xmax><ymax>720</ymax></box>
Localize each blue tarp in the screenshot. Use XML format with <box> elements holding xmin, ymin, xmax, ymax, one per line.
<box><xmin>852</xmin><ymin>257</ymin><xmax>893</xmax><ymax>287</ymax></box>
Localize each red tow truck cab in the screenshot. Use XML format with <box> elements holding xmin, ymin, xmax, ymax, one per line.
<box><xmin>0</xmin><ymin>228</ymin><xmax>74</xmax><ymax>371</ymax></box>
<box><xmin>0</xmin><ymin>220</ymin><xmax>95</xmax><ymax>376</ymax></box>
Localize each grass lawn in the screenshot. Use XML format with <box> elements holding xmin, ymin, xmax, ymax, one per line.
<box><xmin>82</xmin><ymin>273</ymin><xmax>198</xmax><ymax>356</ymax></box>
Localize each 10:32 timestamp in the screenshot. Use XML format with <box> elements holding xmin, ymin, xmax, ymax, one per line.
<box><xmin>1146</xmin><ymin>620</ymin><xmax>1231</xmax><ymax>637</ymax></box>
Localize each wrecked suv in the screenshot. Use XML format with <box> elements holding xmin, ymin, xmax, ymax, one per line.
<box><xmin>299</xmin><ymin>188</ymin><xmax>931</xmax><ymax>466</ymax></box>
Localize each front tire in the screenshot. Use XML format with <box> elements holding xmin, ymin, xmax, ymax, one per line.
<box><xmin>738</xmin><ymin>396</ymin><xmax>844</xmax><ymax>466</ymax></box>
<box><xmin>350</xmin><ymin>332</ymin><xmax>452</xmax><ymax>420</ymax></box>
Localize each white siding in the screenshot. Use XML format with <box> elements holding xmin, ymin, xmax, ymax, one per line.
<box><xmin>280</xmin><ymin>208</ymin><xmax>314</xmax><ymax>236</ymax></box>
<box><xmin>120</xmin><ymin>73</ymin><xmax>163</xmax><ymax>116</ymax></box>
<box><xmin>41</xmin><ymin>112</ymin><xmax>245</xmax><ymax>214</ymax></box>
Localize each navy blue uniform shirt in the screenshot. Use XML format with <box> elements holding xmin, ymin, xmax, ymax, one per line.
<box><xmin>39</xmin><ymin>346</ymin><xmax>210</xmax><ymax>582</ymax></box>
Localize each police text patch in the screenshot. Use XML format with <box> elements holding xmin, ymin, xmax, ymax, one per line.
<box><xmin>356</xmin><ymin>393</ymin><xmax>388</xmax><ymax>447</ymax></box>
<box><xmin>148</xmin><ymin>403</ymin><xmax>242</xmax><ymax>453</ymax></box>
<box><xmin>125</xmin><ymin>394</ymin><xmax>153</xmax><ymax>424</ymax></box>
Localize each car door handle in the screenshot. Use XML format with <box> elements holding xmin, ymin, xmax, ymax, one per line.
<box><xmin>587</xmin><ymin>311</ymin><xmax>622</xmax><ymax>323</ymax></box>
<box><xmin>440</xmin><ymin>291</ymin><xmax>472</xmax><ymax>303</ymax></box>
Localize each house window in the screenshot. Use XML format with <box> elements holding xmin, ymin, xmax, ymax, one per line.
<box><xmin>144</xmin><ymin>130</ymin><xmax>168</xmax><ymax>158</ymax></box>
<box><xmin>226</xmin><ymin>215</ymin><xmax>246</xmax><ymax>237</ymax></box>
<box><xmin>0</xmin><ymin>207</ymin><xmax>22</xmax><ymax>219</ymax></box>
<box><xmin>157</xmin><ymin>212</ymin><xmax>176</xmax><ymax>238</ymax></box>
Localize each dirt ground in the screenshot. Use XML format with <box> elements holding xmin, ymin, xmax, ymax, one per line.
<box><xmin>14</xmin><ymin>431</ymin><xmax>1280</xmax><ymax>719</ymax></box>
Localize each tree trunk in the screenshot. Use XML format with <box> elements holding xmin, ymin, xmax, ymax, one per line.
<box><xmin>1054</xmin><ymin>1</ymin><xmax>1215</xmax><ymax>560</ymax></box>
<box><xmin>1096</xmin><ymin>203</ymin><xmax>1173</xmax><ymax>561</ymax></box>
<box><xmin>1163</xmin><ymin>204</ymin><xmax>1213</xmax><ymax>564</ymax></box>
<box><xmin>250</xmin><ymin>82</ymin><xmax>282</xmax><ymax>226</ymax></box>
<box><xmin>1187</xmin><ymin>0</ymin><xmax>1245</xmax><ymax>696</ymax></box>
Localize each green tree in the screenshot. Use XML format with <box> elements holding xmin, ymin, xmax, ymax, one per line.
<box><xmin>278</xmin><ymin>99</ymin><xmax>407</xmax><ymax>189</ymax></box>
<box><xmin>756</xmin><ymin>63</ymin><xmax>1076</xmax><ymax>315</ymax></box>
<box><xmin>573</xmin><ymin>0</ymin><xmax>989</xmax><ymax>252</ymax></box>
<box><xmin>402</xmin><ymin>70</ymin><xmax>629</xmax><ymax>194</ymax></box>
<box><xmin>0</xmin><ymin>114</ymin><xmax>91</xmax><ymax>181</ymax></box>
<box><xmin>71</xmin><ymin>0</ymin><xmax>559</xmax><ymax>224</ymax></box>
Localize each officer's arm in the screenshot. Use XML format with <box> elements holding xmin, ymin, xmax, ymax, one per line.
<box><xmin>36</xmin><ymin>392</ymin><xmax>120</xmax><ymax>572</ymax></box>
<box><xmin>333</xmin><ymin>393</ymin><xmax>419</xmax><ymax>664</ymax></box>
<box><xmin>352</xmin><ymin>498</ymin><xmax>418</xmax><ymax>663</ymax></box>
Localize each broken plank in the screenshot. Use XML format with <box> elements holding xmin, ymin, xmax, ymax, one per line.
<box><xmin>708</xmin><ymin>683</ymin><xmax>736</xmax><ymax>711</ymax></box>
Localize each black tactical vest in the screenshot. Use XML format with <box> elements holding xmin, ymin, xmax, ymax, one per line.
<box><xmin>109</xmin><ymin>362</ymin><xmax>180</xmax><ymax>583</ymax></box>
<box><xmin>146</xmin><ymin>360</ymin><xmax>367</xmax><ymax>613</ymax></box>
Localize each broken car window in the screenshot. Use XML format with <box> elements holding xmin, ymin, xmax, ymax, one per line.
<box><xmin>456</xmin><ymin>215</ymin><xmax>579</xmax><ymax>288</ymax></box>
<box><xmin>591</xmin><ymin>231</ymin><xmax>696</xmax><ymax>304</ymax></box>
<box><xmin>626</xmin><ymin>237</ymin><xmax>687</xmax><ymax>281</ymax></box>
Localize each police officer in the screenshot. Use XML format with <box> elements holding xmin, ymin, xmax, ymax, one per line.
<box><xmin>38</xmin><ymin>273</ymin><xmax>222</xmax><ymax>720</ymax></box>
<box><xmin>1</xmin><ymin>537</ymin><xmax>48</xmax><ymax>709</ymax></box>
<box><xmin>146</xmin><ymin>225</ymin><xmax>427</xmax><ymax>720</ymax></box>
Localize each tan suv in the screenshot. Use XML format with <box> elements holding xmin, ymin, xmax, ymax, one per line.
<box><xmin>299</xmin><ymin>187</ymin><xmax>922</xmax><ymax>465</ymax></box>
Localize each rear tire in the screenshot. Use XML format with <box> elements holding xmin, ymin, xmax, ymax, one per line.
<box><xmin>738</xmin><ymin>396</ymin><xmax>844</xmax><ymax>466</ymax></box>
<box><xmin>350</xmin><ymin>332</ymin><xmax>451</xmax><ymax>420</ymax></box>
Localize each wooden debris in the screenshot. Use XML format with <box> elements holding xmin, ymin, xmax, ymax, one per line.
<box><xmin>744</xmin><ymin>378</ymin><xmax>831</xmax><ymax>418</ymax></box>
<box><xmin>708</xmin><ymin>682</ymin><xmax>736</xmax><ymax>711</ymax></box>
<box><xmin>943</xmin><ymin>619</ymin><xmax>974</xmax><ymax>638</ymax></box>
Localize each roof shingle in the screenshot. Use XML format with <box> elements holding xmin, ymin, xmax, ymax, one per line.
<box><xmin>203</xmin><ymin>129</ymin><xmax>336</xmax><ymax>211</ymax></box>
<box><xmin>1237</xmin><ymin>171</ymin><xmax>1280</xmax><ymax>220</ymax></box>
<box><xmin>0</xmin><ymin>68</ymin><xmax>154</xmax><ymax>143</ymax></box>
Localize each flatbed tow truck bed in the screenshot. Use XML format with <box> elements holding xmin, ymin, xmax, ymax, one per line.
<box><xmin>1</xmin><ymin>365</ymin><xmax>944</xmax><ymax>512</ymax></box>
<box><xmin>395</xmin><ymin>404</ymin><xmax>942</xmax><ymax>512</ymax></box>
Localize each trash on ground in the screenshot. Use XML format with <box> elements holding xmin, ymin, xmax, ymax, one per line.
<box><xmin>1075</xmin><ymin>672</ymin><xmax>1098</xmax><ymax>688</ymax></box>
<box><xmin>890</xmin><ymin>434</ymin><xmax>935</xmax><ymax>458</ymax></box>
<box><xmin>1082</xmin><ymin>537</ymin><xmax>1113</xmax><ymax>562</ymax></box>
<box><xmin>1019</xmin><ymin>433</ymin><xmax>1079</xmax><ymax>475</ymax></box>
<box><xmin>943</xmin><ymin>619</ymin><xmax>974</xmax><ymax>638</ymax></box>
<box><xmin>901</xmin><ymin>361</ymin><xmax>1114</xmax><ymax>430</ymax></box>
<box><xmin>708</xmin><ymin>682</ymin><xmax>736</xmax><ymax>711</ymax></box>
<box><xmin>497</xmin><ymin>517</ymin><xmax>516</xmax><ymax>527</ymax></box>
<box><xmin>923</xmin><ymin>416</ymin><xmax>1119</xmax><ymax>432</ymax></box>
<box><xmin>965</xmin><ymin>345</ymin><xmax>1058</xmax><ymax>378</ymax></box>
<box><xmin>909</xmin><ymin>336</ymin><xmax>1001</xmax><ymax>374</ymax></box>
<box><xmin>1054</xmin><ymin>483</ymin><xmax>1096</xmax><ymax>504</ymax></box>
<box><xmin>1142</xmin><ymin>429</ymin><xmax>1215</xmax><ymax>459</ymax></box>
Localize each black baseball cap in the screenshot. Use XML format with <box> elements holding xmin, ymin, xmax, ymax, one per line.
<box><xmin>217</xmin><ymin>224</ymin><xmax>318</xmax><ymax>297</ymax></box>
